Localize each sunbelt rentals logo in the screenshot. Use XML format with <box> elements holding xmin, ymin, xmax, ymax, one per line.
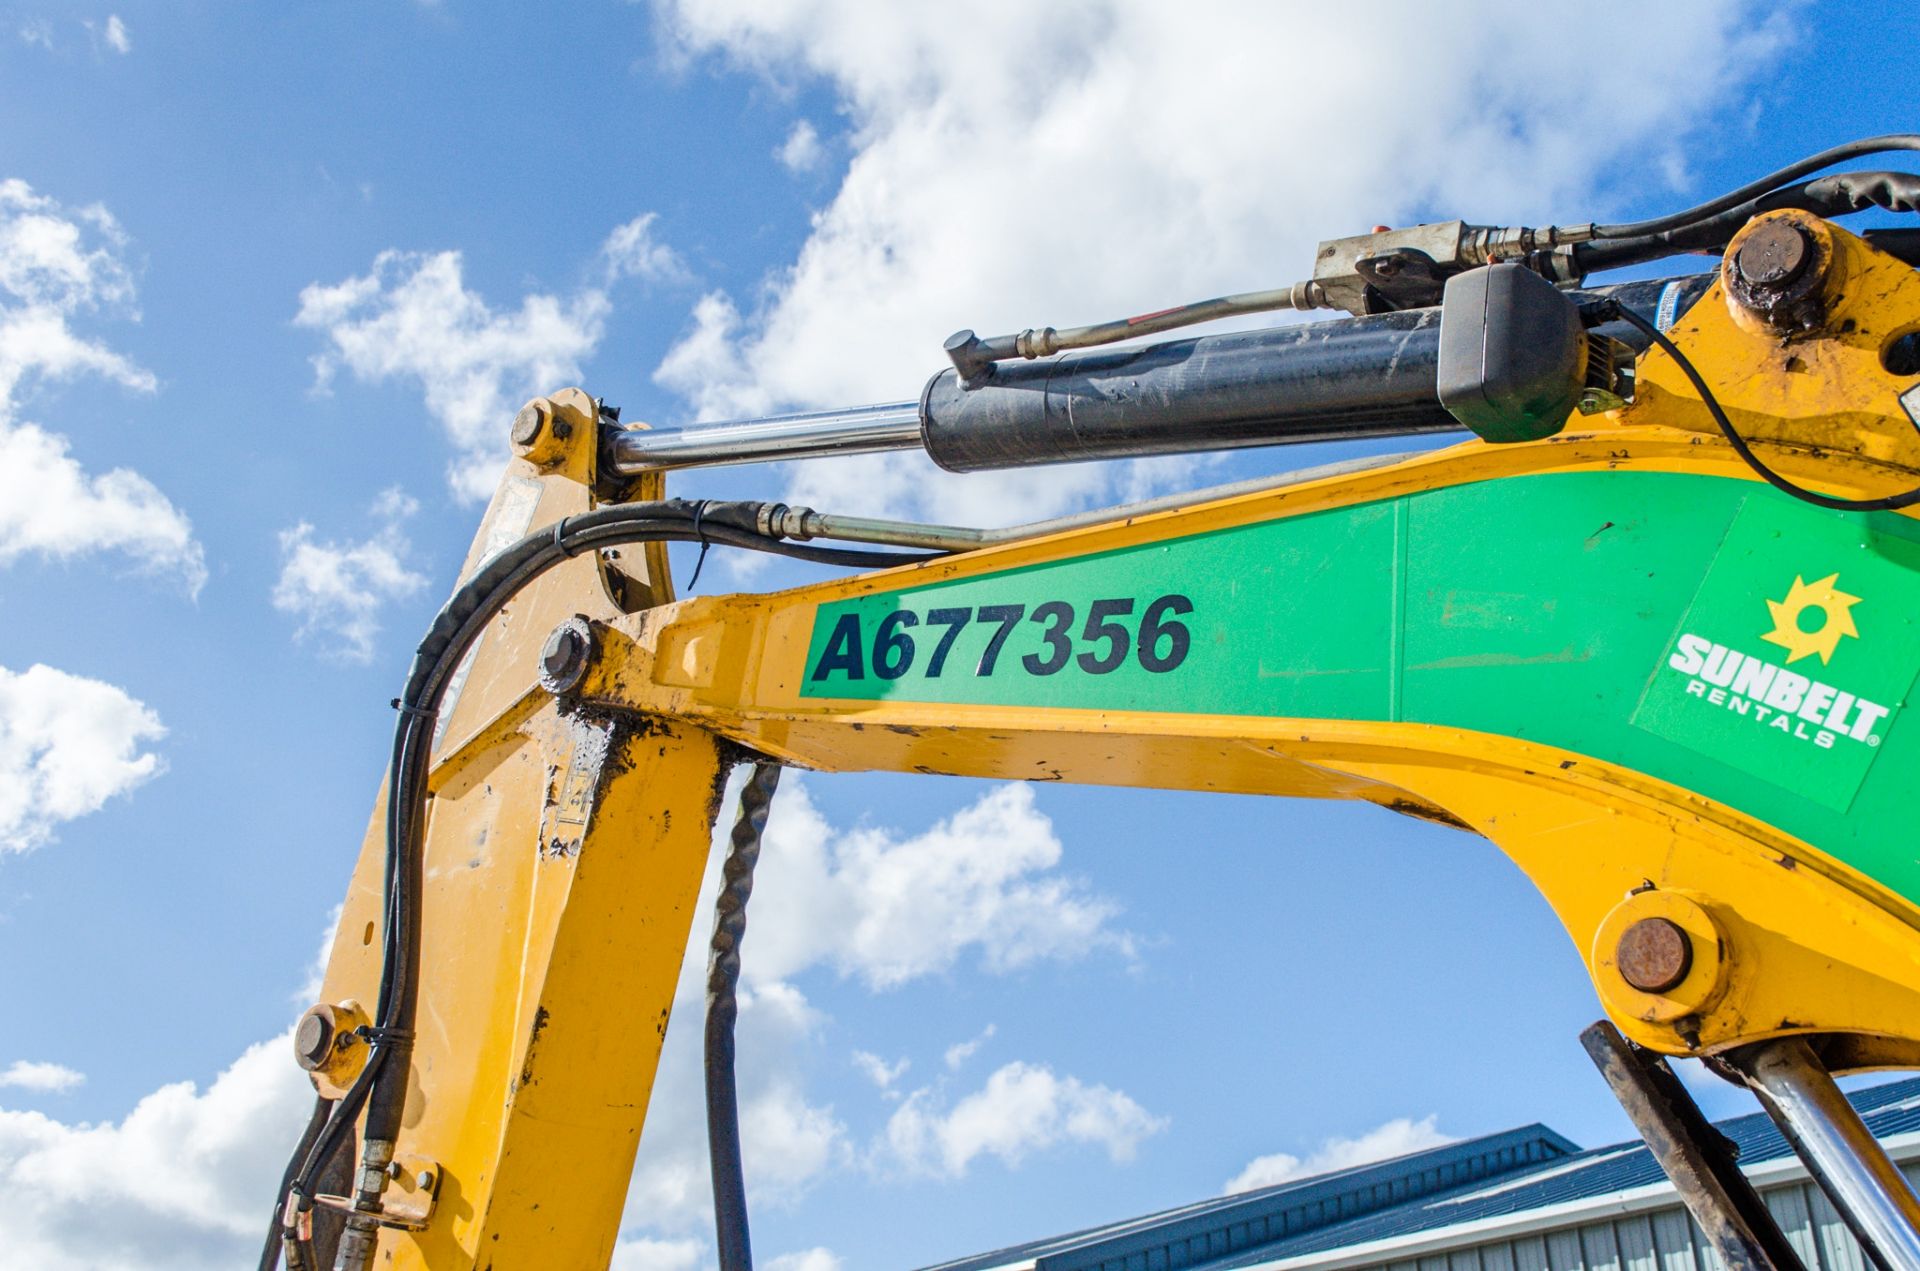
<box><xmin>1632</xmin><ymin>500</ymin><xmax>1919</xmax><ymax>812</ymax></box>
<box><xmin>1663</xmin><ymin>572</ymin><xmax>1889</xmax><ymax>751</ymax></box>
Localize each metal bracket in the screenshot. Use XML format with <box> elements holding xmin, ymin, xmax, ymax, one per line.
<box><xmin>1581</xmin><ymin>1021</ymin><xmax>1807</xmax><ymax>1271</ymax></box>
<box><xmin>314</xmin><ymin>1155</ymin><xmax>442</xmax><ymax>1232</ymax></box>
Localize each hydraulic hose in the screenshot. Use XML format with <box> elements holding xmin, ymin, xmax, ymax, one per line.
<box><xmin>1577</xmin><ymin>171</ymin><xmax>1920</xmax><ymax>273</ymax></box>
<box><xmin>706</xmin><ymin>762</ymin><xmax>782</xmax><ymax>1271</ymax></box>
<box><xmin>1592</xmin><ymin>134</ymin><xmax>1920</xmax><ymax>240</ymax></box>
<box><xmin>259</xmin><ymin>1096</ymin><xmax>333</xmax><ymax>1271</ymax></box>
<box><xmin>264</xmin><ymin>501</ymin><xmax>936</xmax><ymax>1270</ymax></box>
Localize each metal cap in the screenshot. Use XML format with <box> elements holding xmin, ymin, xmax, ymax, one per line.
<box><xmin>1734</xmin><ymin>221</ymin><xmax>1811</xmax><ymax>288</ymax></box>
<box><xmin>295</xmin><ymin>1007</ymin><xmax>335</xmax><ymax>1070</ymax></box>
<box><xmin>511</xmin><ymin>400</ymin><xmax>551</xmax><ymax>448</ymax></box>
<box><xmin>539</xmin><ymin>616</ymin><xmax>596</xmax><ymax>696</ymax></box>
<box><xmin>1617</xmin><ymin>917</ymin><xmax>1694</xmax><ymax>994</ymax></box>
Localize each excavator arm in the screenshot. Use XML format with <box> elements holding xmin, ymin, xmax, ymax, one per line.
<box><xmin>284</xmin><ymin>183</ymin><xmax>1920</xmax><ymax>1270</ymax></box>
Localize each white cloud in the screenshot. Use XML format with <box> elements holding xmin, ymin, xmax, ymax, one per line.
<box><xmin>609</xmin><ymin>1236</ymin><xmax>842</xmax><ymax>1271</ymax></box>
<box><xmin>620</xmin><ymin>777</ymin><xmax>1133</xmax><ymax>1246</ymax></box>
<box><xmin>272</xmin><ymin>485</ymin><xmax>427</xmax><ymax>662</ymax></box>
<box><xmin>624</xmin><ymin>975</ymin><xmax>849</xmax><ymax>1235</ymax></box>
<box><xmin>1223</xmin><ymin>1115</ymin><xmax>1455</xmax><ymax>1195</ymax></box>
<box><xmin>295</xmin><ymin>250</ymin><xmax>609</xmax><ymax>499</ymax></box>
<box><xmin>603</xmin><ymin>212</ymin><xmax>687</xmax><ymax>285</ymax></box>
<box><xmin>296</xmin><ymin>210</ymin><xmax>684</xmax><ymax>500</ymax></box>
<box><xmin>0</xmin><ymin>775</ymin><xmax>1137</xmax><ymax>1263</ymax></box>
<box><xmin>0</xmin><ymin>663</ymin><xmax>164</xmax><ymax>853</ymax></box>
<box><xmin>0</xmin><ymin>1062</ymin><xmax>84</xmax><ymax>1094</ymax></box>
<box><xmin>0</xmin><ymin>421</ymin><xmax>205</xmax><ymax>588</ymax></box>
<box><xmin>80</xmin><ymin>15</ymin><xmax>131</xmax><ymax>55</ymax></box>
<box><xmin>851</xmin><ymin>1050</ymin><xmax>908</xmax><ymax>1093</ymax></box>
<box><xmin>0</xmin><ymin>183</ymin><xmax>195</xmax><ymax>857</ymax></box>
<box><xmin>0</xmin><ymin>1029</ymin><xmax>315</xmax><ymax>1270</ymax></box>
<box><xmin>18</xmin><ymin>19</ymin><xmax>53</xmax><ymax>49</ymax></box>
<box><xmin>653</xmin><ymin>289</ymin><xmax>758</xmax><ymax>418</ymax></box>
<box><xmin>766</xmin><ymin>1249</ymin><xmax>843</xmax><ymax>1271</ymax></box>
<box><xmin>776</xmin><ymin>120</ymin><xmax>824</xmax><ymax>173</ymax></box>
<box><xmin>611</xmin><ymin>1235</ymin><xmax>707</xmax><ymax>1271</ymax></box>
<box><xmin>0</xmin><ymin>181</ymin><xmax>133</xmax><ymax>314</ymax></box>
<box><xmin>649</xmin><ymin>0</ymin><xmax>1788</xmax><ymax>523</ymax></box>
<box><xmin>881</xmin><ymin>1060</ymin><xmax>1166</xmax><ymax>1178</ymax></box>
<box><xmin>0</xmin><ymin>180</ymin><xmax>203</xmax><ymax>590</ymax></box>
<box><xmin>943</xmin><ymin>1023</ymin><xmax>994</xmax><ymax>1071</ymax></box>
<box><xmin>744</xmin><ymin>779</ymin><xmax>1128</xmax><ymax>990</ymax></box>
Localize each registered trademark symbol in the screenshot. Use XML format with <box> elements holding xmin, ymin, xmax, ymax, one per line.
<box><xmin>1869</xmin><ymin>734</ymin><xmax>1882</xmax><ymax>748</ymax></box>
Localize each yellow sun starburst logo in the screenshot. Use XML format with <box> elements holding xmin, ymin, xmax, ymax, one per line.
<box><xmin>1761</xmin><ymin>573</ymin><xmax>1861</xmax><ymax>665</ymax></box>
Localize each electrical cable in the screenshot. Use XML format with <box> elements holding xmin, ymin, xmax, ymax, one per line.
<box><xmin>1592</xmin><ymin>134</ymin><xmax>1920</xmax><ymax>240</ymax></box>
<box><xmin>1599</xmin><ymin>302</ymin><xmax>1920</xmax><ymax>512</ymax></box>
<box><xmin>262</xmin><ymin>501</ymin><xmax>938</xmax><ymax>1269</ymax></box>
<box><xmin>706</xmin><ymin>762</ymin><xmax>782</xmax><ymax>1271</ymax></box>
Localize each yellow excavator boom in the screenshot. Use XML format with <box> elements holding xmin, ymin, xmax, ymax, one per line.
<box><xmin>285</xmin><ymin>205</ymin><xmax>1920</xmax><ymax>1269</ymax></box>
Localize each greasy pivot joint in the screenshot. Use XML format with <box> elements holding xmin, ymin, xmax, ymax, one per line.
<box><xmin>1736</xmin><ymin>221</ymin><xmax>1812</xmax><ymax>287</ymax></box>
<box><xmin>1725</xmin><ymin>212</ymin><xmax>1833</xmax><ymax>334</ymax></box>
<box><xmin>539</xmin><ymin>616</ymin><xmax>597</xmax><ymax>696</ymax></box>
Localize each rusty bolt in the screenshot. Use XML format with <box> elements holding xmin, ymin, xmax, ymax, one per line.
<box><xmin>1616</xmin><ymin>917</ymin><xmax>1694</xmax><ymax>993</ymax></box>
<box><xmin>294</xmin><ymin>1009</ymin><xmax>334</xmax><ymax>1070</ymax></box>
<box><xmin>1735</xmin><ymin>221</ymin><xmax>1811</xmax><ymax>289</ymax></box>
<box><xmin>539</xmin><ymin>617</ymin><xmax>594</xmax><ymax>695</ymax></box>
<box><xmin>511</xmin><ymin>401</ymin><xmax>551</xmax><ymax>448</ymax></box>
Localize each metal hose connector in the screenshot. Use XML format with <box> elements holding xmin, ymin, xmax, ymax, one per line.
<box><xmin>330</xmin><ymin>1214</ymin><xmax>381</xmax><ymax>1271</ymax></box>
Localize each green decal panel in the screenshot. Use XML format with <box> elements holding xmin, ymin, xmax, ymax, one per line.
<box><xmin>802</xmin><ymin>500</ymin><xmax>1396</xmax><ymax>718</ymax></box>
<box><xmin>1631</xmin><ymin>502</ymin><xmax>1920</xmax><ymax>811</ymax></box>
<box><xmin>799</xmin><ymin>472</ymin><xmax>1920</xmax><ymax>904</ymax></box>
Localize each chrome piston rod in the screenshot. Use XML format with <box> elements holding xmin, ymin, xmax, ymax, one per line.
<box><xmin>610</xmin><ymin>401</ymin><xmax>922</xmax><ymax>473</ymax></box>
<box><xmin>1733</xmin><ymin>1037</ymin><xmax>1920</xmax><ymax>1271</ymax></box>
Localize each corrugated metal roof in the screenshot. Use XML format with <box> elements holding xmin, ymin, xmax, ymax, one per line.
<box><xmin>916</xmin><ymin>1076</ymin><xmax>1920</xmax><ymax>1271</ymax></box>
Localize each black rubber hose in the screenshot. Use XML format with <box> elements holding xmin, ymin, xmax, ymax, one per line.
<box><xmin>706</xmin><ymin>762</ymin><xmax>781</xmax><ymax>1271</ymax></box>
<box><xmin>1593</xmin><ymin>134</ymin><xmax>1920</xmax><ymax>240</ymax></box>
<box><xmin>260</xmin><ymin>1097</ymin><xmax>332</xmax><ymax>1271</ymax></box>
<box><xmin>1577</xmin><ymin>171</ymin><xmax>1920</xmax><ymax>274</ymax></box>
<box><xmin>359</xmin><ymin>510</ymin><xmax>929</xmax><ymax>1151</ymax></box>
<box><xmin>263</xmin><ymin>502</ymin><xmax>938</xmax><ymax>1266</ymax></box>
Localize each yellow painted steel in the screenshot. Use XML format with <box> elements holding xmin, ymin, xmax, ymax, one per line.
<box><xmin>309</xmin><ymin>216</ymin><xmax>1920</xmax><ymax>1267</ymax></box>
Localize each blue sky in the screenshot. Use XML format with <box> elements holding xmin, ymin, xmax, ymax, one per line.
<box><xmin>0</xmin><ymin>3</ymin><xmax>1914</xmax><ymax>1269</ymax></box>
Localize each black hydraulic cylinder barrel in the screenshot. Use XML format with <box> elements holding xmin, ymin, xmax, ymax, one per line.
<box><xmin>919</xmin><ymin>307</ymin><xmax>1453</xmax><ymax>473</ymax></box>
<box><xmin>917</xmin><ymin>273</ymin><xmax>1711</xmax><ymax>475</ymax></box>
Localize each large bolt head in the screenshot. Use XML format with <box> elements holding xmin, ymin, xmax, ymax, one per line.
<box><xmin>511</xmin><ymin>401</ymin><xmax>551</xmax><ymax>448</ymax></box>
<box><xmin>543</xmin><ymin>629</ymin><xmax>586</xmax><ymax>677</ymax></box>
<box><xmin>1734</xmin><ymin>221</ymin><xmax>1811</xmax><ymax>289</ymax></box>
<box><xmin>1616</xmin><ymin>917</ymin><xmax>1694</xmax><ymax>994</ymax></box>
<box><xmin>294</xmin><ymin>1008</ymin><xmax>334</xmax><ymax>1069</ymax></box>
<box><xmin>1725</xmin><ymin>214</ymin><xmax>1832</xmax><ymax>335</ymax></box>
<box><xmin>539</xmin><ymin>617</ymin><xmax>595</xmax><ymax>695</ymax></box>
